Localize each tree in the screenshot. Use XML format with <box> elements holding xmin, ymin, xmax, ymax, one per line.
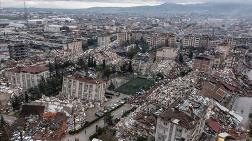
<box><xmin>0</xmin><ymin>115</ymin><xmax>11</xmax><ymax>141</ymax></box>
<box><xmin>24</xmin><ymin>92</ymin><xmax>29</xmax><ymax>103</ymax></box>
<box><xmin>77</xmin><ymin>58</ymin><xmax>86</xmax><ymax>68</ymax></box>
<box><xmin>88</xmin><ymin>56</ymin><xmax>92</xmax><ymax>67</ymax></box>
<box><xmin>102</xmin><ymin>59</ymin><xmax>106</xmax><ymax>69</ymax></box>
<box><xmin>128</xmin><ymin>47</ymin><xmax>140</xmax><ymax>59</ymax></box>
<box><xmin>108</xmin><ymin>82</ymin><xmax>115</xmax><ymax>90</ymax></box>
<box><xmin>93</xmin><ymin>60</ymin><xmax>97</xmax><ymax>68</ymax></box>
<box><xmin>48</xmin><ymin>62</ymin><xmax>55</xmax><ymax>76</ymax></box>
<box><xmin>104</xmin><ymin>113</ymin><xmax>113</xmax><ymax>126</ymax></box>
<box><xmin>189</xmin><ymin>49</ymin><xmax>193</xmax><ymax>59</ymax></box>
<box><xmin>120</xmin><ymin>63</ymin><xmax>127</xmax><ymax>72</ymax></box>
<box><xmin>136</xmin><ymin>136</ymin><xmax>147</xmax><ymax>141</ymax></box>
<box><xmin>103</xmin><ymin>68</ymin><xmax>111</xmax><ymax>79</ymax></box>
<box><xmin>128</xmin><ymin>61</ymin><xmax>133</xmax><ymax>72</ymax></box>
<box><xmin>178</xmin><ymin>53</ymin><xmax>184</xmax><ymax>64</ymax></box>
<box><xmin>82</xmin><ymin>42</ymin><xmax>88</xmax><ymax>52</ymax></box>
<box><xmin>11</xmin><ymin>95</ymin><xmax>22</xmax><ymax>111</ymax></box>
<box><xmin>28</xmin><ymin>87</ymin><xmax>42</xmax><ymax>101</ymax></box>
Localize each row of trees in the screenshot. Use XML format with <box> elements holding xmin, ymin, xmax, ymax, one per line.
<box><xmin>0</xmin><ymin>115</ymin><xmax>11</xmax><ymax>141</ymax></box>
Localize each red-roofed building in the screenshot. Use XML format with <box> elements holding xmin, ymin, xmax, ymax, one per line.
<box><xmin>62</xmin><ymin>74</ymin><xmax>106</xmax><ymax>102</ymax></box>
<box><xmin>6</xmin><ymin>65</ymin><xmax>49</xmax><ymax>90</ymax></box>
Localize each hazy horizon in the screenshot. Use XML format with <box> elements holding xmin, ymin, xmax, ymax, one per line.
<box><xmin>1</xmin><ymin>0</ymin><xmax>251</xmax><ymax>9</ymax></box>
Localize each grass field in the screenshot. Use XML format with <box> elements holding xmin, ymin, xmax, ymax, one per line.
<box><xmin>115</xmin><ymin>77</ymin><xmax>154</xmax><ymax>95</ymax></box>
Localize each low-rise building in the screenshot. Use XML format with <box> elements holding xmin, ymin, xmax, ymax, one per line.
<box><xmin>62</xmin><ymin>74</ymin><xmax>106</xmax><ymax>102</ymax></box>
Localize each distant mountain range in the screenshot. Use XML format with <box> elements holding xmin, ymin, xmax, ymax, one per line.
<box><xmin>82</xmin><ymin>2</ymin><xmax>252</xmax><ymax>16</ymax></box>
<box><xmin>7</xmin><ymin>2</ymin><xmax>252</xmax><ymax>16</ymax></box>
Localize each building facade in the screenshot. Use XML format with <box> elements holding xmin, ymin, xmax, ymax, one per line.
<box><xmin>63</xmin><ymin>41</ymin><xmax>83</xmax><ymax>56</ymax></box>
<box><xmin>0</xmin><ymin>43</ymin><xmax>10</xmax><ymax>61</ymax></box>
<box><xmin>155</xmin><ymin>108</ymin><xmax>205</xmax><ymax>141</ymax></box>
<box><xmin>8</xmin><ymin>43</ymin><xmax>29</xmax><ymax>61</ymax></box>
<box><xmin>193</xmin><ymin>56</ymin><xmax>213</xmax><ymax>73</ymax></box>
<box><xmin>6</xmin><ymin>66</ymin><xmax>49</xmax><ymax>90</ymax></box>
<box><xmin>97</xmin><ymin>35</ymin><xmax>111</xmax><ymax>47</ymax></box>
<box><xmin>62</xmin><ymin>74</ymin><xmax>106</xmax><ymax>102</ymax></box>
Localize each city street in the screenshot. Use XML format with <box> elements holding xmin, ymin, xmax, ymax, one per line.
<box><xmin>63</xmin><ymin>104</ymin><xmax>132</xmax><ymax>141</ymax></box>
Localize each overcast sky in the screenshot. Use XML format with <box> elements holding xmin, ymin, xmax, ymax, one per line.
<box><xmin>1</xmin><ymin>0</ymin><xmax>250</xmax><ymax>9</ymax></box>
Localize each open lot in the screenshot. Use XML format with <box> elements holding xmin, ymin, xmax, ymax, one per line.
<box><xmin>115</xmin><ymin>77</ymin><xmax>154</xmax><ymax>95</ymax></box>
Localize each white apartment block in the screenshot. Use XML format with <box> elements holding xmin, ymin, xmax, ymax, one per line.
<box><xmin>155</xmin><ymin>109</ymin><xmax>205</xmax><ymax>141</ymax></box>
<box><xmin>6</xmin><ymin>66</ymin><xmax>49</xmax><ymax>91</ymax></box>
<box><xmin>62</xmin><ymin>74</ymin><xmax>106</xmax><ymax>102</ymax></box>
<box><xmin>183</xmin><ymin>35</ymin><xmax>200</xmax><ymax>48</ymax></box>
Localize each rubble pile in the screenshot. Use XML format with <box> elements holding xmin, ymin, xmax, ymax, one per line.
<box><xmin>33</xmin><ymin>96</ymin><xmax>87</xmax><ymax>131</ymax></box>
<box><xmin>116</xmin><ymin>72</ymin><xmax>202</xmax><ymax>140</ymax></box>
<box><xmin>147</xmin><ymin>71</ymin><xmax>199</xmax><ymax>107</ymax></box>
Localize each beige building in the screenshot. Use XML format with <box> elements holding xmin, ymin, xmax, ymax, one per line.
<box><xmin>145</xmin><ymin>35</ymin><xmax>166</xmax><ymax>49</ymax></box>
<box><xmin>6</xmin><ymin>66</ymin><xmax>49</xmax><ymax>90</ymax></box>
<box><xmin>156</xmin><ymin>47</ymin><xmax>178</xmax><ymax>61</ymax></box>
<box><xmin>97</xmin><ymin>35</ymin><xmax>111</xmax><ymax>47</ymax></box>
<box><xmin>117</xmin><ymin>32</ymin><xmax>132</xmax><ymax>45</ymax></box>
<box><xmin>216</xmin><ymin>42</ymin><xmax>231</xmax><ymax>58</ymax></box>
<box><xmin>166</xmin><ymin>33</ymin><xmax>177</xmax><ymax>47</ymax></box>
<box><xmin>183</xmin><ymin>35</ymin><xmax>210</xmax><ymax>48</ymax></box>
<box><xmin>62</xmin><ymin>74</ymin><xmax>106</xmax><ymax>102</ymax></box>
<box><xmin>193</xmin><ymin>56</ymin><xmax>213</xmax><ymax>73</ymax></box>
<box><xmin>63</xmin><ymin>41</ymin><xmax>83</xmax><ymax>56</ymax></box>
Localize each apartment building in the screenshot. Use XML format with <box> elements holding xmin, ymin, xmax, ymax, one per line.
<box><xmin>62</xmin><ymin>74</ymin><xmax>106</xmax><ymax>102</ymax></box>
<box><xmin>0</xmin><ymin>43</ymin><xmax>10</xmax><ymax>61</ymax></box>
<box><xmin>63</xmin><ymin>41</ymin><xmax>83</xmax><ymax>56</ymax></box>
<box><xmin>117</xmin><ymin>31</ymin><xmax>143</xmax><ymax>46</ymax></box>
<box><xmin>117</xmin><ymin>32</ymin><xmax>132</xmax><ymax>45</ymax></box>
<box><xmin>183</xmin><ymin>35</ymin><xmax>210</xmax><ymax>48</ymax></box>
<box><xmin>145</xmin><ymin>35</ymin><xmax>166</xmax><ymax>49</ymax></box>
<box><xmin>166</xmin><ymin>33</ymin><xmax>177</xmax><ymax>47</ymax></box>
<box><xmin>155</xmin><ymin>108</ymin><xmax>205</xmax><ymax>141</ymax></box>
<box><xmin>193</xmin><ymin>56</ymin><xmax>213</xmax><ymax>73</ymax></box>
<box><xmin>216</xmin><ymin>42</ymin><xmax>231</xmax><ymax>58</ymax></box>
<box><xmin>6</xmin><ymin>66</ymin><xmax>49</xmax><ymax>90</ymax></box>
<box><xmin>97</xmin><ymin>35</ymin><xmax>111</xmax><ymax>47</ymax></box>
<box><xmin>8</xmin><ymin>43</ymin><xmax>29</xmax><ymax>61</ymax></box>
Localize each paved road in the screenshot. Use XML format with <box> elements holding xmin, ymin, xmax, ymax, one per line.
<box><xmin>62</xmin><ymin>104</ymin><xmax>132</xmax><ymax>141</ymax></box>
<box><xmin>232</xmin><ymin>97</ymin><xmax>252</xmax><ymax>127</ymax></box>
